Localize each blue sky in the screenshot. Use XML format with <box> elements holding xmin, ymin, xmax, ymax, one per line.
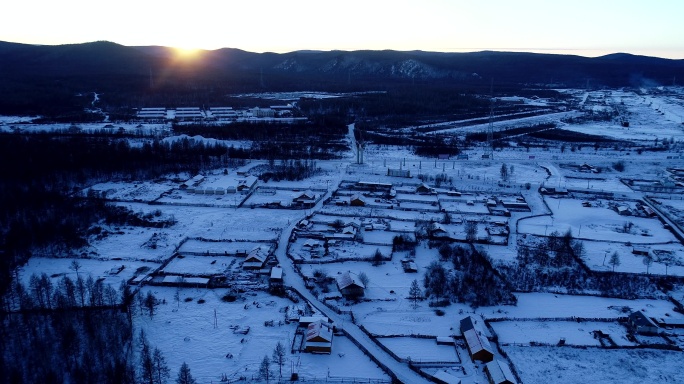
<box><xmin>2</xmin><ymin>0</ymin><xmax>683</xmax><ymax>58</ymax></box>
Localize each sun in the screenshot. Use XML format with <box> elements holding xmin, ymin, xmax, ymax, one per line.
<box><xmin>173</xmin><ymin>46</ymin><xmax>201</xmax><ymax>58</ymax></box>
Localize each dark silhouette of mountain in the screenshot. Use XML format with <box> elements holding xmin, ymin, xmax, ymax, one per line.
<box><xmin>0</xmin><ymin>40</ymin><xmax>682</xmax><ymax>115</ymax></box>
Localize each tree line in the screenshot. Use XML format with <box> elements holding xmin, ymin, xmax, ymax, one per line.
<box><xmin>423</xmin><ymin>244</ymin><xmax>517</xmax><ymax>308</ymax></box>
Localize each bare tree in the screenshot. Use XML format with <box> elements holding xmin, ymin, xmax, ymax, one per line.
<box><xmin>500</xmin><ymin>163</ymin><xmax>509</xmax><ymax>181</ymax></box>
<box><xmin>643</xmin><ymin>254</ymin><xmax>653</xmax><ymax>275</ymax></box>
<box><xmin>259</xmin><ymin>355</ymin><xmax>271</xmax><ymax>382</ymax></box>
<box><xmin>609</xmin><ymin>251</ymin><xmax>621</xmax><ymax>272</ymax></box>
<box><xmin>272</xmin><ymin>341</ymin><xmax>286</xmax><ymax>378</ymax></box>
<box><xmin>145</xmin><ymin>291</ymin><xmax>158</xmax><ymax>318</ymax></box>
<box><xmin>69</xmin><ymin>260</ymin><xmax>82</xmax><ymax>278</ymax></box>
<box><xmin>358</xmin><ymin>272</ymin><xmax>370</xmax><ymax>288</ymax></box>
<box><xmin>465</xmin><ymin>221</ymin><xmax>478</xmax><ymax>243</ymax></box>
<box><xmin>153</xmin><ymin>348</ymin><xmax>170</xmax><ymax>384</ymax></box>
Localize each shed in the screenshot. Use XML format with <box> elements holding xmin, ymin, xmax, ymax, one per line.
<box><xmin>463</xmin><ymin>329</ymin><xmax>494</xmax><ymax>362</ymax></box>
<box><xmin>436</xmin><ymin>336</ymin><xmax>455</xmax><ymax>345</ymax></box>
<box><xmin>336</xmin><ymin>272</ymin><xmax>365</xmax><ymax>299</ymax></box>
<box><xmin>304</xmin><ymin>320</ymin><xmax>333</xmax><ymax>353</ymax></box>
<box><xmin>430</xmin><ymin>222</ymin><xmax>449</xmax><ymax>238</ymax></box>
<box><xmin>632</xmin><ymin>246</ymin><xmax>650</xmax><ymax>256</ymax></box>
<box><xmin>616</xmin><ymin>205</ymin><xmax>631</xmax><ymax>216</ymax></box>
<box><xmin>401</xmin><ymin>260</ymin><xmax>418</xmax><ymax>273</ymax></box>
<box><xmin>350</xmin><ymin>194</ymin><xmax>366</xmax><ymax>207</ymax></box>
<box><xmin>416</xmin><ymin>183</ymin><xmax>434</xmax><ymax>194</ymax></box>
<box><xmin>485</xmin><ymin>360</ymin><xmax>517</xmax><ymax>384</ymax></box>
<box><xmin>629</xmin><ymin>311</ymin><xmax>659</xmax><ymax>335</ymax></box>
<box><xmin>387</xmin><ymin>168</ymin><xmax>411</xmax><ymax>178</ymax></box>
<box><xmin>433</xmin><ymin>370</ymin><xmax>461</xmax><ymax>384</ymax></box>
<box><xmin>236</xmin><ymin>176</ymin><xmax>258</xmax><ymax>194</ymax></box>
<box><xmin>269</xmin><ymin>266</ymin><xmax>283</xmax><ymax>281</ymax></box>
<box><xmin>299</xmin><ymin>316</ymin><xmax>329</xmax><ymax>327</ymax></box>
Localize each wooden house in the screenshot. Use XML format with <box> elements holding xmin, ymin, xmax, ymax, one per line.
<box><xmin>336</xmin><ymin>272</ymin><xmax>365</xmax><ymax>299</ymax></box>
<box><xmin>243</xmin><ymin>245</ymin><xmax>269</xmax><ymax>270</ymax></box>
<box><xmin>629</xmin><ymin>311</ymin><xmax>660</xmax><ymax>335</ymax></box>
<box><xmin>349</xmin><ymin>194</ymin><xmax>366</xmax><ymax>207</ymax></box>
<box><xmin>292</xmin><ymin>190</ymin><xmax>318</xmax><ymax>207</ymax></box>
<box><xmin>304</xmin><ymin>320</ymin><xmax>333</xmax><ymax>353</ymax></box>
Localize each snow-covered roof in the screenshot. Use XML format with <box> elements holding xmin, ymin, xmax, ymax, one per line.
<box><xmin>486</xmin><ymin>360</ymin><xmax>517</xmax><ymax>384</ymax></box>
<box><xmin>464</xmin><ymin>328</ymin><xmax>494</xmax><ymax>357</ymax></box>
<box><xmin>161</xmin><ymin>275</ymin><xmax>209</xmax><ymax>285</ymax></box>
<box><xmin>433</xmin><ymin>369</ymin><xmax>461</xmax><ymax>384</ymax></box>
<box><xmin>630</xmin><ymin>310</ymin><xmax>658</xmax><ymax>328</ymax></box>
<box><xmin>306</xmin><ymin>320</ymin><xmax>333</xmax><ymax>342</ymax></box>
<box><xmin>270</xmin><ymin>266</ymin><xmax>283</xmax><ymax>280</ymax></box>
<box><xmin>336</xmin><ymin>272</ymin><xmax>365</xmax><ymax>290</ymax></box>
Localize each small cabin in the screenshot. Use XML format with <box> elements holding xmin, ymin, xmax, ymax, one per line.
<box><xmin>304</xmin><ymin>320</ymin><xmax>333</xmax><ymax>353</ymax></box>
<box><xmin>336</xmin><ymin>272</ymin><xmax>365</xmax><ymax>299</ymax></box>
<box><xmin>629</xmin><ymin>311</ymin><xmax>659</xmax><ymax>335</ymax></box>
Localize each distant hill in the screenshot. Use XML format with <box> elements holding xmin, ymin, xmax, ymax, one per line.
<box><xmin>0</xmin><ymin>40</ymin><xmax>683</xmax><ymax>114</ymax></box>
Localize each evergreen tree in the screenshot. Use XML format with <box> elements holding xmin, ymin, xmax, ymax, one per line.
<box><xmin>176</xmin><ymin>362</ymin><xmax>196</xmax><ymax>384</ymax></box>
<box><xmin>145</xmin><ymin>291</ymin><xmax>158</xmax><ymax>318</ymax></box>
<box><xmin>409</xmin><ymin>279</ymin><xmax>422</xmax><ymax>309</ymax></box>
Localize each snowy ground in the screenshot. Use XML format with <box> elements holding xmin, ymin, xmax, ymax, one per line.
<box><xmin>492</xmin><ymin>320</ymin><xmax>636</xmax><ymax>347</ymax></box>
<box><xmin>137</xmin><ymin>288</ymin><xmax>389</xmax><ymax>383</ymax></box>
<box><xmin>505</xmin><ymin>346</ymin><xmax>683</xmax><ymax>384</ymax></box>
<box><xmin>10</xmin><ymin>87</ymin><xmax>684</xmax><ymax>383</ymax></box>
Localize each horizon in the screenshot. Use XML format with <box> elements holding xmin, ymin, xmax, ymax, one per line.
<box><xmin>2</xmin><ymin>39</ymin><xmax>681</xmax><ymax>61</ymax></box>
<box><xmin>3</xmin><ymin>0</ymin><xmax>684</xmax><ymax>60</ymax></box>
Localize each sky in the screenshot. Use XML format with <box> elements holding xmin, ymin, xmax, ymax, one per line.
<box><xmin>2</xmin><ymin>0</ymin><xmax>684</xmax><ymax>59</ymax></box>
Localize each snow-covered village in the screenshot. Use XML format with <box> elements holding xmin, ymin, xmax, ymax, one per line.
<box><xmin>3</xmin><ymin>83</ymin><xmax>684</xmax><ymax>384</ymax></box>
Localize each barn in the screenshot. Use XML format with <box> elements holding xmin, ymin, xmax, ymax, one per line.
<box><xmin>463</xmin><ymin>329</ymin><xmax>494</xmax><ymax>362</ymax></box>
<box><xmin>304</xmin><ymin>320</ymin><xmax>333</xmax><ymax>353</ymax></box>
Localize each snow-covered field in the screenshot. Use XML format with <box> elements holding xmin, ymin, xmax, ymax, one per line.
<box><xmin>505</xmin><ymin>346</ymin><xmax>683</xmax><ymax>384</ymax></box>
<box><xmin>137</xmin><ymin>288</ymin><xmax>390</xmax><ymax>382</ymax></box>
<box><xmin>492</xmin><ymin>320</ymin><xmax>635</xmax><ymax>347</ymax></box>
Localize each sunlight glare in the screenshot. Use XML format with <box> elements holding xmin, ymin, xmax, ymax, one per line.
<box><xmin>173</xmin><ymin>46</ymin><xmax>201</xmax><ymax>59</ymax></box>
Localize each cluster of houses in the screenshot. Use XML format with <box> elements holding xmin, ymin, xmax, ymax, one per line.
<box><xmin>135</xmin><ymin>105</ymin><xmax>296</xmax><ymax>121</ymax></box>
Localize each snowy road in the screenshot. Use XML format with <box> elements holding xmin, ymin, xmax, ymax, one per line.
<box><xmin>272</xmin><ymin>155</ymin><xmax>432</xmax><ymax>384</ymax></box>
